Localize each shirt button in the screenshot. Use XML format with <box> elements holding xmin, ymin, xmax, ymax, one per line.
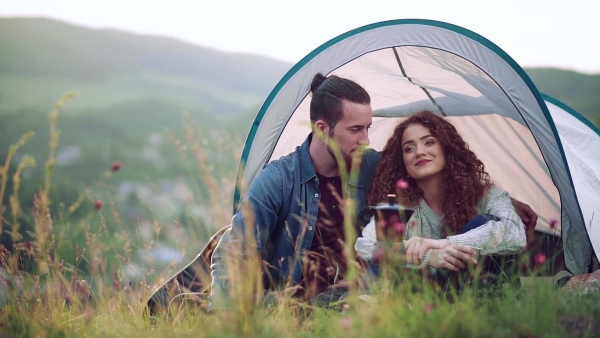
<box><xmin>314</xmin><ymin>193</ymin><xmax>319</xmax><ymax>197</ymax></box>
<box><xmin>308</xmin><ymin>226</ymin><xmax>313</xmax><ymax>231</ymax></box>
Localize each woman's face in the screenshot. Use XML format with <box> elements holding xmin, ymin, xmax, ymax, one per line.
<box><xmin>401</xmin><ymin>123</ymin><xmax>446</xmax><ymax>183</ymax></box>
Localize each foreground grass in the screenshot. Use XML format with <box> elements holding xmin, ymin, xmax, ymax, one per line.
<box><xmin>1</xmin><ymin>277</ymin><xmax>599</xmax><ymax>337</ymax></box>
<box><xmin>2</xmin><ymin>96</ymin><xmax>599</xmax><ymax>337</ymax></box>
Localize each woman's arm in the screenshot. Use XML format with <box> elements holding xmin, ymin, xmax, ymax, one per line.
<box><xmin>355</xmin><ymin>219</ymin><xmax>476</xmax><ymax>269</ymax></box>
<box><xmin>447</xmin><ymin>187</ymin><xmax>527</xmax><ymax>256</ymax></box>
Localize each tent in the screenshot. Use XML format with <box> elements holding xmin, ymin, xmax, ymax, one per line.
<box><xmin>543</xmin><ymin>94</ymin><xmax>600</xmax><ymax>271</ymax></box>
<box><xmin>147</xmin><ymin>18</ymin><xmax>600</xmax><ymax>313</ymax></box>
<box><xmin>233</xmin><ymin>19</ymin><xmax>599</xmax><ymax>275</ymax></box>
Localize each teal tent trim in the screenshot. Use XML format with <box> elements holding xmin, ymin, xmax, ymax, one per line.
<box><xmin>232</xmin><ymin>19</ymin><xmax>572</xmax><ymax>222</ymax></box>
<box><xmin>543</xmin><ymin>93</ymin><xmax>600</xmax><ymax>136</ymax></box>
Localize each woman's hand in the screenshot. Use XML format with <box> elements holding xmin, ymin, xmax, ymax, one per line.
<box><xmin>404</xmin><ymin>237</ymin><xmax>451</xmax><ymax>265</ymax></box>
<box><xmin>428</xmin><ymin>245</ymin><xmax>478</xmax><ymax>271</ymax></box>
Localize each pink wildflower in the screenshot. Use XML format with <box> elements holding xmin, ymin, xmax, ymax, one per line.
<box><xmin>408</xmin><ymin>220</ymin><xmax>416</xmax><ymax>230</ymax></box>
<box><xmin>549</xmin><ymin>218</ymin><xmax>558</xmax><ymax>229</ymax></box>
<box><xmin>396</xmin><ymin>178</ymin><xmax>409</xmax><ymax>190</ymax></box>
<box><xmin>380</xmin><ymin>219</ymin><xmax>389</xmax><ymax>231</ymax></box>
<box><xmin>534</xmin><ymin>252</ymin><xmax>547</xmax><ymax>265</ymax></box>
<box><xmin>394</xmin><ymin>222</ymin><xmax>406</xmax><ymax>234</ymax></box>
<box><xmin>373</xmin><ymin>247</ymin><xmax>385</xmax><ymax>265</ymax></box>
<box><xmin>340</xmin><ymin>317</ymin><xmax>351</xmax><ymax>330</ymax></box>
<box><xmin>84</xmin><ymin>309</ymin><xmax>94</xmax><ymax>323</ymax></box>
<box><xmin>94</xmin><ymin>200</ymin><xmax>104</xmax><ymax>210</ymax></box>
<box><xmin>111</xmin><ymin>161</ymin><xmax>122</xmax><ymax>172</ymax></box>
<box><xmin>423</xmin><ymin>303</ymin><xmax>435</xmax><ymax>314</ymax></box>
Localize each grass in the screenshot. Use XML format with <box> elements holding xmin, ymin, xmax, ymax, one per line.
<box><xmin>1</xmin><ymin>276</ymin><xmax>599</xmax><ymax>337</ymax></box>
<box><xmin>1</xmin><ymin>97</ymin><xmax>600</xmax><ymax>337</ymax></box>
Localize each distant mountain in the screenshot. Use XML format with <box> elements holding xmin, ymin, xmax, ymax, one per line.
<box><xmin>0</xmin><ymin>17</ymin><xmax>293</xmax><ymax>119</ymax></box>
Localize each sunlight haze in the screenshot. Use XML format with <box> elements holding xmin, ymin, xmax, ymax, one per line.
<box><xmin>2</xmin><ymin>0</ymin><xmax>599</xmax><ymax>74</ymax></box>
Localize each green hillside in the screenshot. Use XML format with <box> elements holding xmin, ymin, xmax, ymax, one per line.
<box><xmin>0</xmin><ymin>17</ymin><xmax>292</xmax><ymax>203</ymax></box>
<box><xmin>525</xmin><ymin>68</ymin><xmax>600</xmax><ymax>126</ymax></box>
<box><xmin>0</xmin><ymin>17</ymin><xmax>292</xmax><ymax>117</ymax></box>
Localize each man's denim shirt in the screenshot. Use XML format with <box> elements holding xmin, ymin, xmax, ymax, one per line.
<box><xmin>208</xmin><ymin>134</ymin><xmax>381</xmax><ymax>310</ymax></box>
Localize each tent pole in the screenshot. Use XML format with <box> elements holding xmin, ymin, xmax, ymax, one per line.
<box><xmin>392</xmin><ymin>47</ymin><xmax>447</xmax><ymax>116</ymax></box>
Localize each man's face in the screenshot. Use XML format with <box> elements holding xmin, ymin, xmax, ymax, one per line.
<box><xmin>325</xmin><ymin>100</ymin><xmax>372</xmax><ymax>169</ymax></box>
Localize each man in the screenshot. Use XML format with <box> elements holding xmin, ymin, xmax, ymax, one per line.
<box><xmin>208</xmin><ymin>73</ymin><xmax>537</xmax><ymax>311</ymax></box>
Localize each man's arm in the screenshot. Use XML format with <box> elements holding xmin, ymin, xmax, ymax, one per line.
<box><xmin>510</xmin><ymin>197</ymin><xmax>538</xmax><ymax>230</ymax></box>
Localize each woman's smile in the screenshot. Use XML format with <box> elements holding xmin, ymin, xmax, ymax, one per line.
<box><xmin>401</xmin><ymin>123</ymin><xmax>446</xmax><ymax>182</ymax></box>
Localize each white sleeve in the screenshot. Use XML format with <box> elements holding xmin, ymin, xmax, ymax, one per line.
<box><xmin>355</xmin><ymin>217</ymin><xmax>432</xmax><ymax>270</ymax></box>
<box><xmin>355</xmin><ymin>217</ymin><xmax>377</xmax><ymax>261</ymax></box>
<box><xmin>447</xmin><ymin>187</ymin><xmax>527</xmax><ymax>256</ymax></box>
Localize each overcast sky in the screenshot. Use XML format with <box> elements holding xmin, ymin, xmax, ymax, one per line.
<box><xmin>2</xmin><ymin>0</ymin><xmax>599</xmax><ymax>74</ymax></box>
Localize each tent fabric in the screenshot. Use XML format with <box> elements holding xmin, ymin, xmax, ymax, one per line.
<box><xmin>544</xmin><ymin>94</ymin><xmax>600</xmax><ymax>272</ymax></box>
<box><xmin>234</xmin><ymin>19</ymin><xmax>598</xmax><ymax>275</ymax></box>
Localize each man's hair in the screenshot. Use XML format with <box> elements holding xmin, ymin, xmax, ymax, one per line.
<box><xmin>309</xmin><ymin>73</ymin><xmax>370</xmax><ymax>129</ymax></box>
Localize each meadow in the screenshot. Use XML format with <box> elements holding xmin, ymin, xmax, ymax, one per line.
<box><xmin>1</xmin><ymin>96</ymin><xmax>599</xmax><ymax>338</ymax></box>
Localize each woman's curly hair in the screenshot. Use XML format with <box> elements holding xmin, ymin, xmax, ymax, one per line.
<box><xmin>367</xmin><ymin>111</ymin><xmax>492</xmax><ymax>235</ymax></box>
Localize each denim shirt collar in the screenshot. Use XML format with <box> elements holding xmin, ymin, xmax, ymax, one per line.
<box><xmin>298</xmin><ymin>133</ymin><xmax>317</xmax><ymax>184</ymax></box>
<box><xmin>298</xmin><ymin>133</ymin><xmax>370</xmax><ymax>188</ymax></box>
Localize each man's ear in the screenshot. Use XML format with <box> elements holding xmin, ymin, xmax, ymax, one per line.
<box><xmin>314</xmin><ymin>120</ymin><xmax>330</xmax><ymax>138</ymax></box>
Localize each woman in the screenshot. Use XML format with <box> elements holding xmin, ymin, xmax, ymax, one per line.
<box><xmin>355</xmin><ymin>111</ymin><xmax>526</xmax><ymax>273</ymax></box>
